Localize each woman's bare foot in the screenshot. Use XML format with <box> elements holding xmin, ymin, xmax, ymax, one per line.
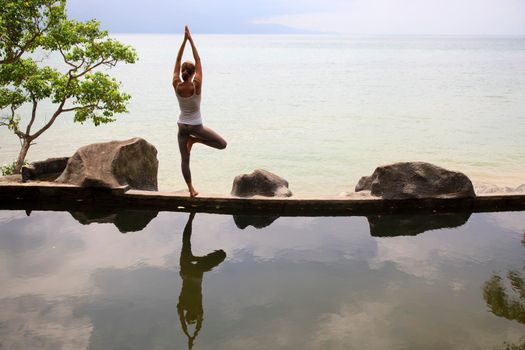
<box><xmin>187</xmin><ymin>137</ymin><xmax>198</xmax><ymax>153</ymax></box>
<box><xmin>188</xmin><ymin>184</ymin><xmax>199</xmax><ymax>197</ymax></box>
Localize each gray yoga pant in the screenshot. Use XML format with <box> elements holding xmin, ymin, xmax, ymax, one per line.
<box><xmin>177</xmin><ymin>123</ymin><xmax>227</xmax><ymax>184</ymax></box>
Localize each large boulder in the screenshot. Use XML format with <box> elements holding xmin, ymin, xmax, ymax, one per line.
<box><xmin>231</xmin><ymin>169</ymin><xmax>292</xmax><ymax>197</ymax></box>
<box><xmin>355</xmin><ymin>162</ymin><xmax>475</xmax><ymax>199</ymax></box>
<box><xmin>22</xmin><ymin>157</ymin><xmax>69</xmax><ymax>182</ymax></box>
<box><xmin>56</xmin><ymin>138</ymin><xmax>158</xmax><ymax>191</ymax></box>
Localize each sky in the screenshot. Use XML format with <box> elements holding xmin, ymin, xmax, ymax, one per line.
<box><xmin>67</xmin><ymin>0</ymin><xmax>525</xmax><ymax>35</ymax></box>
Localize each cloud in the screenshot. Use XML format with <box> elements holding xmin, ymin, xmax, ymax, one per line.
<box><xmin>67</xmin><ymin>0</ymin><xmax>525</xmax><ymax>35</ymax></box>
<box><xmin>313</xmin><ymin>302</ymin><xmax>396</xmax><ymax>350</ymax></box>
<box><xmin>255</xmin><ymin>0</ymin><xmax>525</xmax><ymax>35</ymax></box>
<box><xmin>369</xmin><ymin>213</ymin><xmax>524</xmax><ymax>281</ymax></box>
<box><xmin>0</xmin><ymin>295</ymin><xmax>92</xmax><ymax>350</ymax></box>
<box><xmin>66</xmin><ymin>0</ymin><xmax>325</xmax><ymax>33</ymax></box>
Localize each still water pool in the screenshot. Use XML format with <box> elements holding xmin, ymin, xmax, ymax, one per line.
<box><xmin>0</xmin><ymin>210</ymin><xmax>524</xmax><ymax>349</ymax></box>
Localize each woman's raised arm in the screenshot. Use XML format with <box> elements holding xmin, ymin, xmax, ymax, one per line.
<box><xmin>173</xmin><ymin>34</ymin><xmax>187</xmax><ymax>87</ymax></box>
<box><xmin>185</xmin><ymin>26</ymin><xmax>202</xmax><ymax>84</ymax></box>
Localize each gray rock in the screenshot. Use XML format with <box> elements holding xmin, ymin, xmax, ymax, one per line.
<box><xmin>231</xmin><ymin>169</ymin><xmax>292</xmax><ymax>197</ymax></box>
<box><xmin>515</xmin><ymin>184</ymin><xmax>525</xmax><ymax>193</ymax></box>
<box><xmin>355</xmin><ymin>162</ymin><xmax>475</xmax><ymax>199</ymax></box>
<box><xmin>474</xmin><ymin>183</ymin><xmax>515</xmax><ymax>195</ymax></box>
<box><xmin>355</xmin><ymin>176</ymin><xmax>373</xmax><ymax>192</ymax></box>
<box><xmin>339</xmin><ymin>190</ymin><xmax>376</xmax><ymax>198</ymax></box>
<box><xmin>56</xmin><ymin>138</ymin><xmax>158</xmax><ymax>191</ymax></box>
<box><xmin>22</xmin><ymin>157</ymin><xmax>69</xmax><ymax>182</ymax></box>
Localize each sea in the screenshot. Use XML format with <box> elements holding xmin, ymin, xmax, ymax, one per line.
<box><xmin>1</xmin><ymin>35</ymin><xmax>524</xmax><ymax>196</ymax></box>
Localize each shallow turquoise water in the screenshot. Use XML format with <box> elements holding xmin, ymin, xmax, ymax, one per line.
<box><xmin>1</xmin><ymin>35</ymin><xmax>524</xmax><ymax>195</ymax></box>
<box><xmin>0</xmin><ymin>210</ymin><xmax>524</xmax><ymax>349</ymax></box>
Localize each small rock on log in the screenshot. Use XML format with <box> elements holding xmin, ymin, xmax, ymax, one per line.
<box><xmin>231</xmin><ymin>169</ymin><xmax>292</xmax><ymax>197</ymax></box>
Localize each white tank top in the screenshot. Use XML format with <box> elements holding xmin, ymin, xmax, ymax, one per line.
<box><xmin>176</xmin><ymin>87</ymin><xmax>202</xmax><ymax>125</ymax></box>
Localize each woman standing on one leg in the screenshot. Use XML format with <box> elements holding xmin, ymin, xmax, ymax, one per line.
<box><xmin>173</xmin><ymin>26</ymin><xmax>227</xmax><ymax>197</ymax></box>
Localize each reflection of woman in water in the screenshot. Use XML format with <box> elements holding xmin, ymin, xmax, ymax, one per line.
<box><xmin>177</xmin><ymin>212</ymin><xmax>226</xmax><ymax>349</ymax></box>
<box><xmin>173</xmin><ymin>26</ymin><xmax>227</xmax><ymax>197</ymax></box>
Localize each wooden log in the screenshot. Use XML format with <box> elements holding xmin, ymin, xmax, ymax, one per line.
<box><xmin>1</xmin><ymin>183</ymin><xmax>524</xmax><ymax>216</ymax></box>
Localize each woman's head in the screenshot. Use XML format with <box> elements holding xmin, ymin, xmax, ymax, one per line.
<box><xmin>181</xmin><ymin>61</ymin><xmax>195</xmax><ymax>81</ymax></box>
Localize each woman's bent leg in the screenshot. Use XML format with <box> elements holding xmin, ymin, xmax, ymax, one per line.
<box><xmin>189</xmin><ymin>124</ymin><xmax>227</xmax><ymax>150</ymax></box>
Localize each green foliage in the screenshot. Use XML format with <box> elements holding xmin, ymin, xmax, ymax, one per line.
<box><xmin>0</xmin><ymin>0</ymin><xmax>66</xmax><ymax>64</ymax></box>
<box><xmin>483</xmin><ymin>273</ymin><xmax>525</xmax><ymax>323</ymax></box>
<box><xmin>1</xmin><ymin>159</ymin><xmax>28</xmax><ymax>176</ymax></box>
<box><xmin>72</xmin><ymin>72</ymin><xmax>131</xmax><ymax>125</ymax></box>
<box><xmin>0</xmin><ymin>16</ymin><xmax>138</xmax><ymax>128</ymax></box>
<box><xmin>483</xmin><ymin>233</ymin><xmax>525</xmax><ymax>350</ymax></box>
<box><xmin>0</xmin><ymin>0</ymin><xmax>137</xmax><ymax>172</ymax></box>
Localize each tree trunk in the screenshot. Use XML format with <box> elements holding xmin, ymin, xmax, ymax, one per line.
<box><xmin>14</xmin><ymin>139</ymin><xmax>31</xmax><ymax>174</ymax></box>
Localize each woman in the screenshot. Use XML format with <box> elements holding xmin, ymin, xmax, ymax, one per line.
<box><xmin>173</xmin><ymin>26</ymin><xmax>227</xmax><ymax>197</ymax></box>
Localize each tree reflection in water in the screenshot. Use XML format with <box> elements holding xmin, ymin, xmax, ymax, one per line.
<box><xmin>177</xmin><ymin>212</ymin><xmax>226</xmax><ymax>350</ymax></box>
<box><xmin>483</xmin><ymin>232</ymin><xmax>525</xmax><ymax>350</ymax></box>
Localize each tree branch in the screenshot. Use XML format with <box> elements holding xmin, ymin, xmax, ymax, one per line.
<box><xmin>0</xmin><ymin>50</ymin><xmax>25</xmax><ymax>65</ymax></box>
<box><xmin>28</xmin><ymin>54</ymin><xmax>116</xmax><ymax>141</ymax></box>
<box><xmin>61</xmin><ymin>103</ymin><xmax>99</xmax><ymax>112</ymax></box>
<box><xmin>0</xmin><ymin>3</ymin><xmax>55</xmax><ymax>65</ymax></box>
<box><xmin>0</xmin><ymin>24</ymin><xmax>44</xmax><ymax>65</ymax></box>
<box><xmin>29</xmin><ymin>71</ymin><xmax>73</xmax><ymax>140</ymax></box>
<box><xmin>26</xmin><ymin>95</ymin><xmax>38</xmax><ymax>135</ymax></box>
<box><xmin>4</xmin><ymin>105</ymin><xmax>26</xmax><ymax>140</ymax></box>
<box><xmin>29</xmin><ymin>99</ymin><xmax>64</xmax><ymax>140</ymax></box>
<box><xmin>58</xmin><ymin>44</ymin><xmax>77</xmax><ymax>68</ymax></box>
<box><xmin>73</xmin><ymin>58</ymin><xmax>114</xmax><ymax>78</ymax></box>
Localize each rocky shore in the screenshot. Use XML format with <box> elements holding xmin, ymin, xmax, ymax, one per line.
<box><xmin>1</xmin><ymin>138</ymin><xmax>523</xmax><ymax>199</ymax></box>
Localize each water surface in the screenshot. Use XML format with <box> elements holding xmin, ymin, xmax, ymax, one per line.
<box><xmin>1</xmin><ymin>209</ymin><xmax>524</xmax><ymax>349</ymax></box>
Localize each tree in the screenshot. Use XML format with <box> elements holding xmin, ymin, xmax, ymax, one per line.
<box><xmin>0</xmin><ymin>0</ymin><xmax>137</xmax><ymax>173</ymax></box>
